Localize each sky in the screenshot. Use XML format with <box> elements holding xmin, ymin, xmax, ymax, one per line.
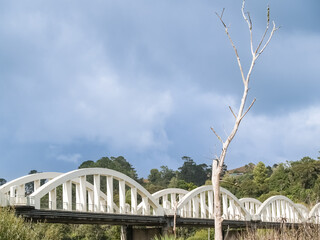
<box><xmin>1</xmin><ymin>0</ymin><xmax>320</xmax><ymax>181</ymax></box>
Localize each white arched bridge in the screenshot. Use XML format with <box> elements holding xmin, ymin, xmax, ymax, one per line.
<box><xmin>1</xmin><ymin>168</ymin><xmax>320</xmax><ymax>227</ymax></box>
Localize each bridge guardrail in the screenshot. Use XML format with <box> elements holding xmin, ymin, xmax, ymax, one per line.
<box><xmin>2</xmin><ymin>168</ymin><xmax>320</xmax><ymax>224</ymax></box>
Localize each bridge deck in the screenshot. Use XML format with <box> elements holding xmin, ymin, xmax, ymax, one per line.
<box><xmin>14</xmin><ymin>206</ymin><xmax>301</xmax><ymax>229</ymax></box>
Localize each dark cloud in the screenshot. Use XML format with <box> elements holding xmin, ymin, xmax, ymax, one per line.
<box><xmin>0</xmin><ymin>0</ymin><xmax>319</xmax><ymax>179</ymax></box>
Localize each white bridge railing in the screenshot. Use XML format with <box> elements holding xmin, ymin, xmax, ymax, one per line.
<box><xmin>1</xmin><ymin>168</ymin><xmax>320</xmax><ymax>224</ymax></box>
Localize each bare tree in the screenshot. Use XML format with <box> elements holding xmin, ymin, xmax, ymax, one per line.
<box><xmin>211</xmin><ymin>1</ymin><xmax>278</xmax><ymax>239</ymax></box>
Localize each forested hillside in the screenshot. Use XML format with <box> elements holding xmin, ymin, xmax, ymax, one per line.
<box><xmin>221</xmin><ymin>156</ymin><xmax>320</xmax><ymax>205</ymax></box>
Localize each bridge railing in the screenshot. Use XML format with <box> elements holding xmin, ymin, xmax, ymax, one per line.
<box><xmin>2</xmin><ymin>168</ymin><xmax>320</xmax><ymax>224</ymax></box>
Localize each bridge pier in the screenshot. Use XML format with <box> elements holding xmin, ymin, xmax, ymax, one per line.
<box><xmin>223</xmin><ymin>228</ymin><xmax>242</xmax><ymax>240</ymax></box>
<box><xmin>120</xmin><ymin>225</ymin><xmax>133</xmax><ymax>240</ymax></box>
<box><xmin>161</xmin><ymin>216</ymin><xmax>174</xmax><ymax>237</ymax></box>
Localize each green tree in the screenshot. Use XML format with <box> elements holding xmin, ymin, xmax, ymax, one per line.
<box><xmin>78</xmin><ymin>160</ymin><xmax>95</xmax><ymax>168</ymax></box>
<box><xmin>253</xmin><ymin>162</ymin><xmax>269</xmax><ymax>195</ymax></box>
<box><xmin>0</xmin><ymin>178</ymin><xmax>6</xmax><ymax>186</ymax></box>
<box><xmin>168</xmin><ymin>177</ymin><xmax>197</xmax><ymax>191</ymax></box>
<box><xmin>289</xmin><ymin>157</ymin><xmax>320</xmax><ymax>189</ymax></box>
<box><xmin>178</xmin><ymin>156</ymin><xmax>208</xmax><ymax>186</ymax></box>
<box><xmin>148</xmin><ymin>169</ymin><xmax>162</xmax><ymax>184</ymax></box>
<box><xmin>268</xmin><ymin>163</ymin><xmax>290</xmax><ymax>193</ymax></box>
<box><xmin>79</xmin><ymin>156</ymin><xmax>139</xmax><ymax>181</ymax></box>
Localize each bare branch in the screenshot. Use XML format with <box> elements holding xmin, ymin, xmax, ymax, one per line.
<box><xmin>255</xmin><ymin>5</ymin><xmax>270</xmax><ymax>54</ymax></box>
<box><xmin>221</xmin><ymin>8</ymin><xmax>225</xmax><ymax>19</ymax></box>
<box><xmin>223</xmin><ymin>127</ymin><xmax>229</xmax><ymax>139</ymax></box>
<box><xmin>241</xmin><ymin>98</ymin><xmax>256</xmax><ymax>119</ymax></box>
<box><xmin>215</xmin><ymin>10</ymin><xmax>226</xmax><ymax>28</ymax></box>
<box><xmin>216</xmin><ymin>11</ymin><xmax>246</xmax><ymax>84</ymax></box>
<box><xmin>229</xmin><ymin>106</ymin><xmax>236</xmax><ymax>119</ymax></box>
<box><xmin>257</xmin><ymin>21</ymin><xmax>278</xmax><ymax>56</ymax></box>
<box><xmin>211</xmin><ymin>127</ymin><xmax>223</xmax><ymax>144</ymax></box>
<box><xmin>241</xmin><ymin>0</ymin><xmax>254</xmax><ymax>55</ymax></box>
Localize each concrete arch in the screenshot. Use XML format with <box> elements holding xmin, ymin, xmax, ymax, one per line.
<box><xmin>295</xmin><ymin>203</ymin><xmax>309</xmax><ymax>220</ymax></box>
<box><xmin>177</xmin><ymin>185</ymin><xmax>250</xmax><ymax>220</ymax></box>
<box><xmin>0</xmin><ymin>191</ymin><xmax>8</xmax><ymax>206</ymax></box>
<box><xmin>29</xmin><ymin>168</ymin><xmax>164</xmax><ymax>216</ymax></box>
<box><xmin>309</xmin><ymin>203</ymin><xmax>320</xmax><ymax>223</ymax></box>
<box><xmin>42</xmin><ymin>179</ymin><xmax>121</xmax><ymax>213</ymax></box>
<box><xmin>239</xmin><ymin>198</ymin><xmax>262</xmax><ymax>215</ymax></box>
<box><xmin>150</xmin><ymin>188</ymin><xmax>189</xmax><ymax>215</ymax></box>
<box><xmin>0</xmin><ymin>172</ymin><xmax>62</xmax><ymax>205</ymax></box>
<box><xmin>256</xmin><ymin>195</ymin><xmax>304</xmax><ymax>223</ymax></box>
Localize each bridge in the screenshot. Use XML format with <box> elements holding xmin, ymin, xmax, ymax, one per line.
<box><xmin>1</xmin><ymin>168</ymin><xmax>320</xmax><ymax>238</ymax></box>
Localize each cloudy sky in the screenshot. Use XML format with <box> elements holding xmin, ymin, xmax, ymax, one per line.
<box><xmin>1</xmin><ymin>0</ymin><xmax>320</xmax><ymax>181</ymax></box>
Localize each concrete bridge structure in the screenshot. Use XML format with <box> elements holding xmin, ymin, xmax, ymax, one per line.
<box><xmin>1</xmin><ymin>168</ymin><xmax>320</xmax><ymax>239</ymax></box>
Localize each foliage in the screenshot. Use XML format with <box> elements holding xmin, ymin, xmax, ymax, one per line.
<box><xmin>186</xmin><ymin>228</ymin><xmax>214</xmax><ymax>240</ymax></box>
<box><xmin>79</xmin><ymin>156</ymin><xmax>139</xmax><ymax>181</ymax></box>
<box><xmin>153</xmin><ymin>235</ymin><xmax>183</xmax><ymax>240</ymax></box>
<box><xmin>221</xmin><ymin>155</ymin><xmax>320</xmax><ymax>205</ymax></box>
<box><xmin>239</xmin><ymin>224</ymin><xmax>320</xmax><ymax>240</ymax></box>
<box><xmin>145</xmin><ymin>156</ymin><xmax>210</xmax><ymax>193</ymax></box>
<box><xmin>253</xmin><ymin>162</ymin><xmax>269</xmax><ymax>195</ymax></box>
<box><xmin>178</xmin><ymin>156</ymin><xmax>209</xmax><ymax>186</ymax></box>
<box><xmin>168</xmin><ymin>177</ymin><xmax>197</xmax><ymax>191</ymax></box>
<box><xmin>0</xmin><ymin>207</ymin><xmax>37</xmax><ymax>240</ymax></box>
<box><xmin>0</xmin><ymin>178</ymin><xmax>6</xmax><ymax>186</ymax></box>
<box><xmin>148</xmin><ymin>166</ymin><xmax>176</xmax><ymax>188</ymax></box>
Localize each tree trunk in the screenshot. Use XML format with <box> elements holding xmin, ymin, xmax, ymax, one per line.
<box><xmin>212</xmin><ymin>162</ymin><xmax>223</xmax><ymax>240</ymax></box>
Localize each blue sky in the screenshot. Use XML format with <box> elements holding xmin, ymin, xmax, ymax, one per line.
<box><xmin>1</xmin><ymin>0</ymin><xmax>320</xmax><ymax>180</ymax></box>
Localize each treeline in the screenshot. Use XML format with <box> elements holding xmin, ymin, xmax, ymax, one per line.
<box><xmin>221</xmin><ymin>156</ymin><xmax>320</xmax><ymax>205</ymax></box>
<box><xmin>2</xmin><ymin>154</ymin><xmax>320</xmax><ymax>206</ymax></box>
<box><xmin>78</xmin><ymin>155</ymin><xmax>216</xmax><ymax>194</ymax></box>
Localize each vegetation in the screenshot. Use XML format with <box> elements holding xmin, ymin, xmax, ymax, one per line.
<box><xmin>2</xmin><ymin>154</ymin><xmax>320</xmax><ymax>239</ymax></box>
<box><xmin>237</xmin><ymin>225</ymin><xmax>320</xmax><ymax>240</ymax></box>
<box><xmin>0</xmin><ymin>207</ymin><xmax>121</xmax><ymax>240</ymax></box>
<box><xmin>221</xmin><ymin>156</ymin><xmax>320</xmax><ymax>205</ymax></box>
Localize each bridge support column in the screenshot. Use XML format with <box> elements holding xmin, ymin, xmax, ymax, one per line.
<box><xmin>161</xmin><ymin>218</ymin><xmax>173</xmax><ymax>237</ymax></box>
<box><xmin>142</xmin><ymin>197</ymin><xmax>150</xmax><ymax>215</ymax></box>
<box><xmin>120</xmin><ymin>225</ymin><xmax>133</xmax><ymax>240</ymax></box>
<box><xmin>192</xmin><ymin>198</ymin><xmax>199</xmax><ymax>218</ymax></box>
<box><xmin>17</xmin><ymin>184</ymin><xmax>25</xmax><ymax>204</ymax></box>
<box><xmin>49</xmin><ymin>189</ymin><xmax>56</xmax><ymax>210</ymax></box>
<box><xmin>9</xmin><ymin>186</ymin><xmax>16</xmax><ymax>204</ymax></box>
<box><xmin>88</xmin><ymin>190</ymin><xmax>94</xmax><ymax>212</ymax></box>
<box><xmin>200</xmin><ymin>192</ymin><xmax>206</xmax><ymax>218</ymax></box>
<box><xmin>119</xmin><ymin>180</ymin><xmax>126</xmax><ymax>214</ymax></box>
<box><xmin>223</xmin><ymin>228</ymin><xmax>241</xmax><ymax>240</ymax></box>
<box><xmin>34</xmin><ymin>180</ymin><xmax>41</xmax><ymax>192</ymax></box>
<box><xmin>79</xmin><ymin>176</ymin><xmax>87</xmax><ymax>211</ymax></box>
<box><xmin>208</xmin><ymin>190</ymin><xmax>214</xmax><ymax>218</ymax></box>
<box><xmin>107</xmin><ymin>176</ymin><xmax>113</xmax><ymax>213</ymax></box>
<box><xmin>131</xmin><ymin>187</ymin><xmax>137</xmax><ymax>214</ymax></box>
<box><xmin>93</xmin><ymin>174</ymin><xmax>100</xmax><ymax>212</ymax></box>
<box><xmin>63</xmin><ymin>181</ymin><xmax>72</xmax><ymax>211</ymax></box>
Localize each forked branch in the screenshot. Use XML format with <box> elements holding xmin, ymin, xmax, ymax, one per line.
<box><xmin>241</xmin><ymin>1</ymin><xmax>254</xmax><ymax>55</ymax></box>
<box><xmin>241</xmin><ymin>0</ymin><xmax>279</xmax><ymax>58</ymax></box>
<box><xmin>241</xmin><ymin>98</ymin><xmax>256</xmax><ymax>120</ymax></box>
<box><xmin>211</xmin><ymin>127</ymin><xmax>223</xmax><ymax>144</ymax></box>
<box><xmin>229</xmin><ymin>106</ymin><xmax>237</xmax><ymax>119</ymax></box>
<box><xmin>215</xmin><ymin>10</ymin><xmax>246</xmax><ymax>85</ymax></box>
